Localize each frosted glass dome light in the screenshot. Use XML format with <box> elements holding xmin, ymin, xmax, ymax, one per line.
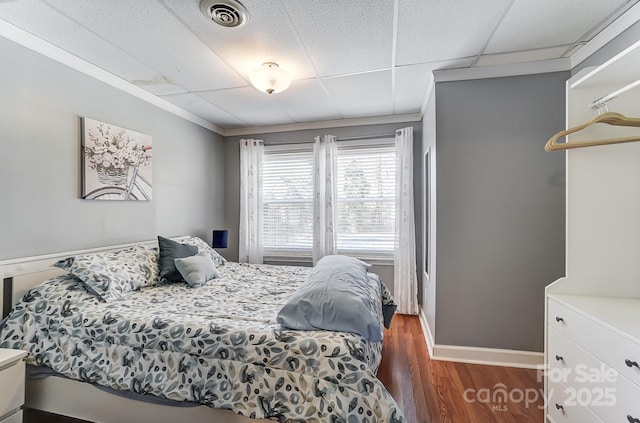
<box><xmin>249</xmin><ymin>62</ymin><xmax>292</xmax><ymax>94</ymax></box>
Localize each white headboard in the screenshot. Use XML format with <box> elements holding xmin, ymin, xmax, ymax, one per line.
<box><xmin>1</xmin><ymin>236</ymin><xmax>190</xmax><ymax>318</ymax></box>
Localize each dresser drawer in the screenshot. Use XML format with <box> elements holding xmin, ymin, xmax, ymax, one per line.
<box><xmin>548</xmin><ymin>328</ymin><xmax>617</xmax><ymax>410</ymax></box>
<box><xmin>547</xmin><ymin>327</ymin><xmax>616</xmax><ymax>390</ymax></box>
<box><xmin>0</xmin><ymin>360</ymin><xmax>25</xmax><ymax>417</ymax></box>
<box><xmin>547</xmin><ymin>380</ymin><xmax>602</xmax><ymax>423</ymax></box>
<box><xmin>590</xmin><ymin>371</ymin><xmax>640</xmax><ymax>423</ymax></box>
<box><xmin>549</xmin><ymin>298</ymin><xmax>640</xmax><ymax>387</ymax></box>
<box><xmin>548</xmin><ymin>326</ymin><xmax>640</xmax><ymax>422</ymax></box>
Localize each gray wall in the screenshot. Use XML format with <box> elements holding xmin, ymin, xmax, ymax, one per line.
<box><xmin>0</xmin><ymin>36</ymin><xmax>225</xmax><ymax>259</ymax></box>
<box><xmin>224</xmin><ymin>122</ymin><xmax>423</xmax><ymax>295</ymax></box>
<box><xmin>434</xmin><ymin>72</ymin><xmax>567</xmax><ymax>351</ymax></box>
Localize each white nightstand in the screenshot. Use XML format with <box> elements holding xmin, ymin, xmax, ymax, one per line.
<box><xmin>0</xmin><ymin>349</ymin><xmax>26</xmax><ymax>423</ymax></box>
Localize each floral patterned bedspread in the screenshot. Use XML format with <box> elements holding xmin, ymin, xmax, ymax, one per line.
<box><xmin>0</xmin><ymin>262</ymin><xmax>405</xmax><ymax>422</ymax></box>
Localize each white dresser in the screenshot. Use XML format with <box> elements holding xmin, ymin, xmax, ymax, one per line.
<box><xmin>0</xmin><ymin>349</ymin><xmax>26</xmax><ymax>423</ymax></box>
<box><xmin>544</xmin><ymin>40</ymin><xmax>640</xmax><ymax>423</ymax></box>
<box><xmin>546</xmin><ymin>294</ymin><xmax>640</xmax><ymax>423</ymax></box>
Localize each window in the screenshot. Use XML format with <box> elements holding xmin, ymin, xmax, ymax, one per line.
<box><xmin>262</xmin><ymin>139</ymin><xmax>396</xmax><ymax>259</ymax></box>
<box><xmin>336</xmin><ymin>141</ymin><xmax>395</xmax><ymax>255</ymax></box>
<box><xmin>262</xmin><ymin>146</ymin><xmax>314</xmax><ymax>255</ymax></box>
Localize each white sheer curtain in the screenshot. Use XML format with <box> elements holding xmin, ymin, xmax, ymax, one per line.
<box><xmin>394</xmin><ymin>127</ymin><xmax>419</xmax><ymax>315</ymax></box>
<box><xmin>312</xmin><ymin>135</ymin><xmax>338</xmax><ymax>264</ymax></box>
<box><xmin>239</xmin><ymin>139</ymin><xmax>264</xmax><ymax>264</ymax></box>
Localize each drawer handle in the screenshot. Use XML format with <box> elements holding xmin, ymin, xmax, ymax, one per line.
<box><xmin>555</xmin><ymin>355</ymin><xmax>564</xmax><ymax>362</ymax></box>
<box><xmin>555</xmin><ymin>316</ymin><xmax>564</xmax><ymax>323</ymax></box>
<box><xmin>627</xmin><ymin>416</ymin><xmax>640</xmax><ymax>423</ymax></box>
<box><xmin>625</xmin><ymin>359</ymin><xmax>639</xmax><ymax>369</ymax></box>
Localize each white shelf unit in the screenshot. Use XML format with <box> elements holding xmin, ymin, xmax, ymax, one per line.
<box><xmin>545</xmin><ymin>39</ymin><xmax>640</xmax><ymax>423</ymax></box>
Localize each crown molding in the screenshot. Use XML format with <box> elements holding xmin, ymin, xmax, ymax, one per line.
<box><xmin>422</xmin><ymin>4</ymin><xmax>640</xmax><ymax>109</ymax></box>
<box><xmin>0</xmin><ymin>19</ymin><xmax>225</xmax><ymax>135</ymax></box>
<box><xmin>570</xmin><ymin>2</ymin><xmax>640</xmax><ymax>68</ymax></box>
<box><xmin>433</xmin><ymin>57</ymin><xmax>571</xmax><ymax>83</ymax></box>
<box><xmin>223</xmin><ymin>112</ymin><xmax>422</xmax><ymax>137</ymax></box>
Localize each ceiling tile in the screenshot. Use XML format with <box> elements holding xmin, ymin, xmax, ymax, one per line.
<box><xmin>198</xmin><ymin>86</ymin><xmax>295</xmax><ymax>126</ymax></box>
<box><xmin>265</xmin><ymin>78</ymin><xmax>343</xmax><ymax>122</ymax></box>
<box><xmin>0</xmin><ymin>0</ymin><xmax>633</xmax><ymax>130</ymax></box>
<box><xmin>394</xmin><ymin>58</ymin><xmax>473</xmax><ymax>114</ymax></box>
<box><xmin>484</xmin><ymin>0</ymin><xmax>632</xmax><ymax>54</ymax></box>
<box><xmin>130</xmin><ymin>74</ymin><xmax>189</xmax><ymax>96</ymax></box>
<box><xmin>322</xmin><ymin>70</ymin><xmax>393</xmax><ymax>118</ymax></box>
<box><xmin>162</xmin><ymin>0</ymin><xmax>318</xmax><ymax>81</ymax></box>
<box><xmin>0</xmin><ymin>0</ymin><xmax>187</xmax><ymax>94</ymax></box>
<box><xmin>46</xmin><ymin>0</ymin><xmax>246</xmax><ymax>91</ymax></box>
<box><xmin>394</xmin><ymin>64</ymin><xmax>431</xmax><ymax>114</ymax></box>
<box><xmin>161</xmin><ymin>92</ymin><xmax>248</xmax><ymax>129</ymax></box>
<box><xmin>281</xmin><ymin>0</ymin><xmax>394</xmax><ymax>77</ymax></box>
<box><xmin>396</xmin><ymin>0</ymin><xmax>512</xmax><ymax>65</ymax></box>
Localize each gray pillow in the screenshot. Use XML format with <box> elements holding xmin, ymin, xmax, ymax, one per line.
<box><xmin>277</xmin><ymin>255</ymin><xmax>383</xmax><ymax>341</ymax></box>
<box><xmin>157</xmin><ymin>236</ymin><xmax>199</xmax><ymax>283</ymax></box>
<box><xmin>174</xmin><ymin>253</ymin><xmax>219</xmax><ymax>287</ymax></box>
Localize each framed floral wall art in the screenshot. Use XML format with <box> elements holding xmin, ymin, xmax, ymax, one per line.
<box><xmin>81</xmin><ymin>118</ymin><xmax>152</xmax><ymax>200</ymax></box>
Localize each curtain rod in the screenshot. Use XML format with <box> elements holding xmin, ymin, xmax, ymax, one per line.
<box><xmin>263</xmin><ymin>132</ymin><xmax>396</xmax><ymax>146</ymax></box>
<box><xmin>337</xmin><ymin>133</ymin><xmax>396</xmax><ymax>141</ymax></box>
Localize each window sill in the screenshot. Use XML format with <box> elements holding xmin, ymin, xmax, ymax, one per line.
<box><xmin>263</xmin><ymin>252</ymin><xmax>393</xmax><ymax>267</ymax></box>
<box><xmin>358</xmin><ymin>257</ymin><xmax>394</xmax><ymax>266</ymax></box>
<box><xmin>264</xmin><ymin>252</ymin><xmax>312</xmax><ymax>267</ymax></box>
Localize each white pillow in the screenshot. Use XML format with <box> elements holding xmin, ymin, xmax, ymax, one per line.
<box><xmin>174</xmin><ymin>253</ymin><xmax>219</xmax><ymax>287</ymax></box>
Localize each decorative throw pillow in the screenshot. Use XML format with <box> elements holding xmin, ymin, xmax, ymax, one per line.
<box><xmin>180</xmin><ymin>236</ymin><xmax>227</xmax><ymax>267</ymax></box>
<box><xmin>277</xmin><ymin>255</ymin><xmax>383</xmax><ymax>341</ymax></box>
<box><xmin>53</xmin><ymin>246</ymin><xmax>158</xmax><ymax>302</ymax></box>
<box><xmin>157</xmin><ymin>236</ymin><xmax>199</xmax><ymax>283</ymax></box>
<box><xmin>174</xmin><ymin>253</ymin><xmax>220</xmax><ymax>288</ymax></box>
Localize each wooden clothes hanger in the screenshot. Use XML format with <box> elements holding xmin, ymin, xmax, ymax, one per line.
<box><xmin>545</xmin><ymin>112</ymin><xmax>640</xmax><ymax>151</ymax></box>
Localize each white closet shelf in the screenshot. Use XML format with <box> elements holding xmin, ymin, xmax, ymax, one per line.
<box><xmin>571</xmin><ymin>39</ymin><xmax>640</xmax><ymax>90</ymax></box>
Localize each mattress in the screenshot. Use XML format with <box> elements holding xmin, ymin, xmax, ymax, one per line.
<box><xmin>0</xmin><ymin>261</ymin><xmax>404</xmax><ymax>422</ymax></box>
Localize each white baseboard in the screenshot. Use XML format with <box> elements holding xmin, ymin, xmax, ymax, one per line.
<box><xmin>432</xmin><ymin>345</ymin><xmax>543</xmax><ymax>369</ymax></box>
<box><xmin>418</xmin><ymin>306</ymin><xmax>434</xmax><ymax>357</ymax></box>
<box><xmin>416</xmin><ymin>307</ymin><xmax>543</xmax><ymax>369</ymax></box>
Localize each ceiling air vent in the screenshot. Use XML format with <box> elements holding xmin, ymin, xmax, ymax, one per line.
<box><xmin>200</xmin><ymin>0</ymin><xmax>248</xmax><ymax>28</ymax></box>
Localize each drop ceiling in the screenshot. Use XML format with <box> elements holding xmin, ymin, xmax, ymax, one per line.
<box><xmin>0</xmin><ymin>0</ymin><xmax>638</xmax><ymax>135</ymax></box>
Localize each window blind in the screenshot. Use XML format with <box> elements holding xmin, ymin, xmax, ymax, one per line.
<box><xmin>263</xmin><ymin>147</ymin><xmax>314</xmax><ymax>253</ymax></box>
<box><xmin>336</xmin><ymin>143</ymin><xmax>396</xmax><ymax>254</ymax></box>
<box><xmin>262</xmin><ymin>141</ymin><xmax>396</xmax><ymax>258</ymax></box>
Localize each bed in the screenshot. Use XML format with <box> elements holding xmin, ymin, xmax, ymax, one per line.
<box><xmin>0</xmin><ymin>236</ymin><xmax>404</xmax><ymax>423</ymax></box>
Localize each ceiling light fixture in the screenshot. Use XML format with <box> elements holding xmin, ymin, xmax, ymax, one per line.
<box><xmin>249</xmin><ymin>62</ymin><xmax>292</xmax><ymax>95</ymax></box>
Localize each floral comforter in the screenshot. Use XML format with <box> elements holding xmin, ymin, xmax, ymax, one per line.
<box><xmin>0</xmin><ymin>262</ymin><xmax>404</xmax><ymax>422</ymax></box>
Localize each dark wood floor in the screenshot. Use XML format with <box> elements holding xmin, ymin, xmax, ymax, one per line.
<box><xmin>25</xmin><ymin>315</ymin><xmax>543</xmax><ymax>423</ymax></box>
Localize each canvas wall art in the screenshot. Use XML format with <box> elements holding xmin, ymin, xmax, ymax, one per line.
<box><xmin>81</xmin><ymin>117</ymin><xmax>152</xmax><ymax>200</ymax></box>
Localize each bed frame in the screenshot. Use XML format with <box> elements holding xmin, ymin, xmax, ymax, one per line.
<box><xmin>0</xmin><ymin>238</ymin><xmax>269</xmax><ymax>423</ymax></box>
